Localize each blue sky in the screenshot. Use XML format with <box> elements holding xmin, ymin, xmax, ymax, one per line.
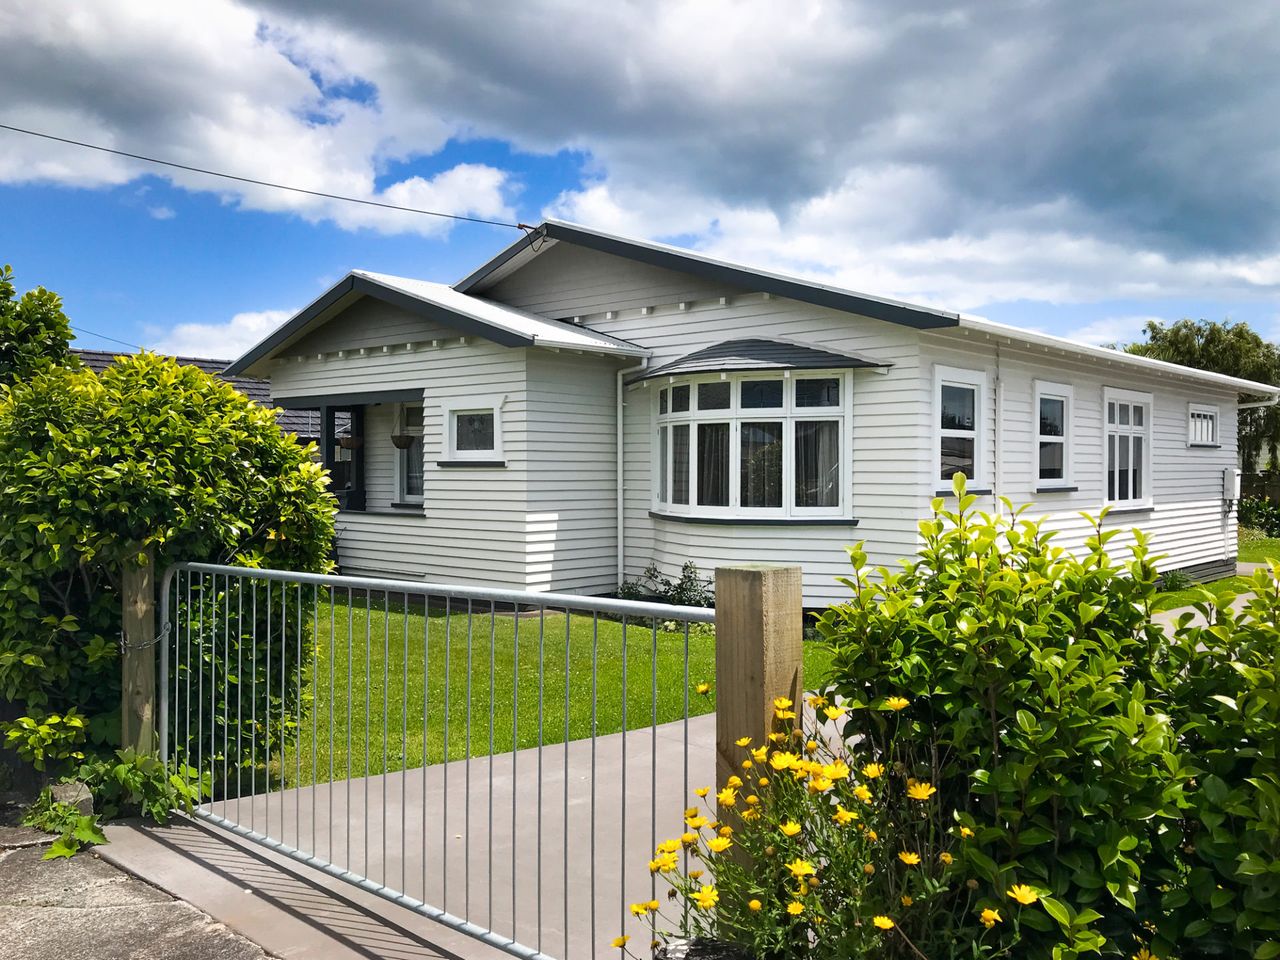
<box><xmin>2</xmin><ymin>1</ymin><xmax>1278</xmax><ymax>359</ymax></box>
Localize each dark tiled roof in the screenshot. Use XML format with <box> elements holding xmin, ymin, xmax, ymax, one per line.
<box><xmin>72</xmin><ymin>349</ymin><xmax>323</xmax><ymax>439</ymax></box>
<box><xmin>633</xmin><ymin>338</ymin><xmax>891</xmax><ymax>381</ymax></box>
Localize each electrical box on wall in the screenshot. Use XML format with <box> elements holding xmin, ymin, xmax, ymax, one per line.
<box><xmin>1224</xmin><ymin>466</ymin><xmax>1242</xmax><ymax>501</ymax></box>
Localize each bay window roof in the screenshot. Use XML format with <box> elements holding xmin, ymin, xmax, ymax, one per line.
<box><xmin>633</xmin><ymin>338</ymin><xmax>890</xmax><ymax>381</ymax></box>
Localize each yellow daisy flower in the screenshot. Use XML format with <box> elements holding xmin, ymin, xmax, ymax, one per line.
<box><xmin>1007</xmin><ymin>884</ymin><xmax>1039</xmax><ymax>905</ymax></box>
<box><xmin>907</xmin><ymin>782</ymin><xmax>937</xmax><ymax>801</ymax></box>
<box><xmin>873</xmin><ymin>915</ymin><xmax>895</xmax><ymax>930</ymax></box>
<box><xmin>779</xmin><ymin>821</ymin><xmax>802</xmax><ymax>837</ymax></box>
<box><xmin>898</xmin><ymin>851</ymin><xmax>921</xmax><ymax>866</ymax></box>
<box><xmin>884</xmin><ymin>696</ymin><xmax>910</xmax><ymax>711</ymax></box>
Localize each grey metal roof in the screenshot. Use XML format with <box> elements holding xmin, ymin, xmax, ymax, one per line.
<box><xmin>225</xmin><ymin>270</ymin><xmax>648</xmax><ymax>376</ymax></box>
<box><xmin>632</xmin><ymin>338</ymin><xmax>890</xmax><ymax>381</ymax></box>
<box><xmin>455</xmin><ymin>219</ymin><xmax>962</xmax><ymax>331</ymax></box>
<box><xmin>72</xmin><ymin>349</ymin><xmax>330</xmax><ymax>439</ymax></box>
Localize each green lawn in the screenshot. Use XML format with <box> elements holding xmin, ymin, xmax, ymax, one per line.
<box><xmin>280</xmin><ymin>598</ymin><xmax>834</xmax><ymax>785</ymax></box>
<box><xmin>1152</xmin><ymin>575</ymin><xmax>1254</xmax><ymax>613</ymax></box>
<box><xmin>1239</xmin><ymin>527</ymin><xmax>1280</xmax><ymax>565</ymax></box>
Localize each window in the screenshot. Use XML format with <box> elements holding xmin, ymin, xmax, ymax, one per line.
<box><xmin>1188</xmin><ymin>404</ymin><xmax>1219</xmax><ymax>446</ymax></box>
<box><xmin>398</xmin><ymin>404</ymin><xmax>424</xmax><ymax>501</ymax></box>
<box><xmin>653</xmin><ymin>373</ymin><xmax>849</xmax><ymax>518</ymax></box>
<box><xmin>1034</xmin><ymin>381</ymin><xmax>1072</xmax><ymax>486</ymax></box>
<box><xmin>935</xmin><ymin>366</ymin><xmax>985</xmax><ymax>486</ymax></box>
<box><xmin>446</xmin><ymin>401</ymin><xmax>503</xmax><ymax>462</ymax></box>
<box><xmin>1105</xmin><ymin>389</ymin><xmax>1152</xmax><ymax>506</ymax></box>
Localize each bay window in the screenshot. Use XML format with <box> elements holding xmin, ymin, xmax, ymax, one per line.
<box><xmin>1105</xmin><ymin>388</ymin><xmax>1152</xmax><ymax>506</ymax></box>
<box><xmin>653</xmin><ymin>372</ymin><xmax>849</xmax><ymax>519</ymax></box>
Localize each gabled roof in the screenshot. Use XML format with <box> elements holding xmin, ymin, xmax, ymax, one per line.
<box><xmin>225</xmin><ymin>269</ymin><xmax>649</xmax><ymax>375</ymax></box>
<box><xmin>455</xmin><ymin>219</ymin><xmax>963</xmax><ymax>331</ymax></box>
<box><xmin>633</xmin><ymin>338</ymin><xmax>890</xmax><ymax>381</ymax></box>
<box><xmin>72</xmin><ymin>348</ymin><xmax>329</xmax><ymax>437</ymax></box>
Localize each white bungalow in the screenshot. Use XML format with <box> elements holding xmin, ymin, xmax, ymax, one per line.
<box><xmin>226</xmin><ymin>221</ymin><xmax>1279</xmax><ymax>604</ymax></box>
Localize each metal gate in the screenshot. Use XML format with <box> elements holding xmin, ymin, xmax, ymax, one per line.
<box><xmin>159</xmin><ymin>561</ymin><xmax>716</xmax><ymax>960</ymax></box>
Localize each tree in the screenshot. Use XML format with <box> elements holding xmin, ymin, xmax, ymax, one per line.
<box><xmin>0</xmin><ymin>264</ymin><xmax>77</xmax><ymax>384</ymax></box>
<box><xmin>1125</xmin><ymin>318</ymin><xmax>1280</xmax><ymax>471</ymax></box>
<box><xmin>0</xmin><ymin>352</ymin><xmax>336</xmax><ymax>753</ymax></box>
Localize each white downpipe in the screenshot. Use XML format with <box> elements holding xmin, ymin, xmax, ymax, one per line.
<box><xmin>617</xmin><ymin>360</ymin><xmax>649</xmax><ymax>589</ymax></box>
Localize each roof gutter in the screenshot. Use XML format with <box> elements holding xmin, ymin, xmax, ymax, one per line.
<box><xmin>1240</xmin><ymin>396</ymin><xmax>1280</xmax><ymax>410</ymax></box>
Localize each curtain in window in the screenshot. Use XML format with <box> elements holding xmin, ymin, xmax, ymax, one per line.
<box><xmin>697</xmin><ymin>422</ymin><xmax>730</xmax><ymax>506</ymax></box>
<box><xmin>672</xmin><ymin>424</ymin><xmax>690</xmax><ymax>504</ymax></box>
<box><xmin>741</xmin><ymin>422</ymin><xmax>783</xmax><ymax>507</ymax></box>
<box><xmin>795</xmin><ymin>421</ymin><xmax>839</xmax><ymax>507</ymax></box>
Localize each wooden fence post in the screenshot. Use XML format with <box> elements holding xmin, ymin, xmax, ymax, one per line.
<box><xmin>121</xmin><ymin>546</ymin><xmax>156</xmax><ymax>754</ymax></box>
<box><xmin>714</xmin><ymin>565</ymin><xmax>804</xmax><ymax>801</ymax></box>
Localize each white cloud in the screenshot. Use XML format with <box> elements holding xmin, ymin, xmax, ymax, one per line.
<box><xmin>1064</xmin><ymin>315</ymin><xmax>1163</xmax><ymax>348</ymax></box>
<box><xmin>149</xmin><ymin>309</ymin><xmax>292</xmax><ymax>359</ymax></box>
<box><xmin>147</xmin><ymin>205</ymin><xmax>176</xmax><ymax>220</ymax></box>
<box><xmin>0</xmin><ymin>0</ymin><xmax>515</xmax><ymax>236</ymax></box>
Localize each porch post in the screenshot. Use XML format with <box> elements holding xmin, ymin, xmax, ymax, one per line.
<box><xmin>121</xmin><ymin>546</ymin><xmax>157</xmax><ymax>754</ymax></box>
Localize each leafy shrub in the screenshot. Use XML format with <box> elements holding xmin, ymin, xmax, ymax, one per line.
<box><xmin>1160</xmin><ymin>568</ymin><xmax>1195</xmax><ymax>592</ymax></box>
<box><xmin>619</xmin><ymin>561</ymin><xmax>714</xmax><ymax>607</ymax></box>
<box><xmin>1154</xmin><ymin>569</ymin><xmax>1280</xmax><ymax>956</ymax></box>
<box><xmin>2</xmin><ymin>707</ymin><xmax>88</xmax><ymax>771</ymax></box>
<box><xmin>635</xmin><ymin>697</ymin><xmax>1041</xmax><ymax>959</ymax></box>
<box><xmin>1239</xmin><ymin>497</ymin><xmax>1280</xmax><ymax>536</ymax></box>
<box><xmin>815</xmin><ymin>476</ymin><xmax>1179</xmax><ymax>959</ymax></box>
<box><xmin>0</xmin><ymin>352</ymin><xmax>336</xmax><ymax>773</ymax></box>
<box><xmin>73</xmin><ymin>748</ymin><xmax>205</xmax><ymax>823</ymax></box>
<box><xmin>22</xmin><ymin>789</ymin><xmax>106</xmax><ymax>860</ymax></box>
<box><xmin>0</xmin><ymin>264</ymin><xmax>77</xmax><ymax>385</ymax></box>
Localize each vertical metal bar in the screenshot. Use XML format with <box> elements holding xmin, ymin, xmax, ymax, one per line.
<box><xmin>488</xmin><ymin>602</ymin><xmax>496</xmax><ymax>932</ymax></box>
<box><xmin>430</xmin><ymin>599</ymin><xmax>435</xmax><ymax>906</ymax></box>
<box><xmin>443</xmin><ymin>596</ymin><xmax>451</xmax><ymax>911</ymax></box>
<box><xmin>651</xmin><ymin>618</ymin><xmax>659</xmax><ymax>910</ymax></box>
<box><xmin>511</xmin><ymin>608</ymin><xmax>519</xmax><ymax>936</ymax></box>
<box><xmin>296</xmin><ymin>583</ymin><xmax>303</xmax><ymax>851</ymax></box>
<box><xmin>347</xmin><ymin>585</ymin><xmax>353</xmax><ymax>872</ymax></box>
<box><xmin>197</xmin><ymin>573</ymin><xmax>206</xmax><ymax>814</ymax></box>
<box><xmin>537</xmin><ymin>606</ymin><xmax>545</xmax><ymax>955</ymax></box>
<box><xmin>185</xmin><ymin>572</ymin><xmax>192</xmax><ymax>787</ymax></box>
<box><xmin>619</xmin><ymin>613</ymin><xmax>627</xmax><ymax>941</ymax></box>
<box><xmin>683</xmin><ymin>621</ymin><xmax>691</xmax><ymax>884</ymax></box>
<box><xmin>223</xmin><ymin>578</ymin><xmax>230</xmax><ymax>813</ymax></box>
<box><xmin>237</xmin><ymin>578</ymin><xmax>244</xmax><ymax>828</ymax></box>
<box><xmin>265</xmin><ymin>579</ymin><xmax>272</xmax><ymax>839</ymax></box>
<box><xmin>465</xmin><ymin>599</ymin><xmax>473</xmax><ymax>922</ymax></box>
<box><xmin>329</xmin><ymin>587</ymin><xmax>336</xmax><ymax>863</ymax></box>
<box><xmin>365</xmin><ymin>588</ymin><xmax>371</xmax><ymax>879</ymax></box>
<box><xmin>402</xmin><ymin>591</ymin><xmax>409</xmax><ymax>896</ymax></box>
<box><xmin>251</xmin><ymin>579</ymin><xmax>258</xmax><ymax>835</ymax></box>
<box><xmin>563</xmin><ymin>611</ymin><xmax>571</xmax><ymax>960</ymax></box>
<box><xmin>590</xmin><ymin>611</ymin><xmax>598</xmax><ymax>953</ymax></box>
<box><xmin>281</xmin><ymin>580</ymin><xmax>288</xmax><ymax>840</ymax></box>
<box><xmin>312</xmin><ymin>583</ymin><xmax>319</xmax><ymax>859</ymax></box>
<box><xmin>383</xmin><ymin>591</ymin><xmax>390</xmax><ymax>888</ymax></box>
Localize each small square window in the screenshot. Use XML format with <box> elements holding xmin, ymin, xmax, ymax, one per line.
<box><xmin>448</xmin><ymin>405</ymin><xmax>501</xmax><ymax>461</ymax></box>
<box><xmin>796</xmin><ymin>378</ymin><xmax>840</xmax><ymax>408</ymax></box>
<box><xmin>671</xmin><ymin>384</ymin><xmax>690</xmax><ymax>412</ymax></box>
<box><xmin>698</xmin><ymin>381</ymin><xmax>731</xmax><ymax>410</ymax></box>
<box><xmin>741</xmin><ymin>380</ymin><xmax>784</xmax><ymax>408</ymax></box>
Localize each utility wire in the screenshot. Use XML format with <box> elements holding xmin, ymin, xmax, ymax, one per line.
<box><xmin>0</xmin><ymin>122</ymin><xmax>528</xmax><ymax>230</ymax></box>
<box><xmin>71</xmin><ymin>325</ymin><xmax>144</xmax><ymax>351</ymax></box>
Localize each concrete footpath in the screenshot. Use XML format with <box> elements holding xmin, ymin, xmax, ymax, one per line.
<box><xmin>0</xmin><ymin>805</ymin><xmax>270</xmax><ymax>960</ymax></box>
<box><xmin>98</xmin><ymin>714</ymin><xmax>718</xmax><ymax>959</ymax></box>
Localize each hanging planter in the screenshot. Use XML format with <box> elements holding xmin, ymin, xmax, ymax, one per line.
<box><xmin>337</xmin><ymin>435</ymin><xmax>364</xmax><ymax>450</ymax></box>
<box><xmin>390</xmin><ymin>434</ymin><xmax>415</xmax><ymax>449</ymax></box>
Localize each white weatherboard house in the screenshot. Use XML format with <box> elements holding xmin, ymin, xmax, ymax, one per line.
<box><xmin>227</xmin><ymin>222</ymin><xmax>1280</xmax><ymax>605</ymax></box>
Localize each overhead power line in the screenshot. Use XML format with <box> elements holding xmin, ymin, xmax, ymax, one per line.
<box><xmin>0</xmin><ymin>122</ymin><xmax>528</xmax><ymax>230</ymax></box>
<box><xmin>71</xmin><ymin>325</ymin><xmax>144</xmax><ymax>351</ymax></box>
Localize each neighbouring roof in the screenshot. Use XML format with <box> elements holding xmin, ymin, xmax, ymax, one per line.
<box><xmin>226</xmin><ymin>270</ymin><xmax>649</xmax><ymax>376</ymax></box>
<box><xmin>72</xmin><ymin>349</ymin><xmax>328</xmax><ymax>438</ymax></box>
<box><xmin>633</xmin><ymin>338</ymin><xmax>890</xmax><ymax>381</ymax></box>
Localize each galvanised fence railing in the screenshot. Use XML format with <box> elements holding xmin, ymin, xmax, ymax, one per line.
<box><xmin>159</xmin><ymin>561</ymin><xmax>717</xmax><ymax>960</ymax></box>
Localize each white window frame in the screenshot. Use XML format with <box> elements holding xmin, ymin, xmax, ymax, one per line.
<box><xmin>395</xmin><ymin>402</ymin><xmax>425</xmax><ymax>503</ymax></box>
<box><xmin>443</xmin><ymin>397</ymin><xmax>504</xmax><ymax>462</ymax></box>
<box><xmin>650</xmin><ymin>370</ymin><xmax>852</xmax><ymax>520</ymax></box>
<box><xmin>1187</xmin><ymin>402</ymin><xmax>1220</xmax><ymax>447</ymax></box>
<box><xmin>933</xmin><ymin>365</ymin><xmax>987</xmax><ymax>489</ymax></box>
<box><xmin>1033</xmin><ymin>380</ymin><xmax>1073</xmax><ymax>489</ymax></box>
<box><xmin>1103</xmin><ymin>387</ymin><xmax>1153</xmax><ymax>508</ymax></box>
